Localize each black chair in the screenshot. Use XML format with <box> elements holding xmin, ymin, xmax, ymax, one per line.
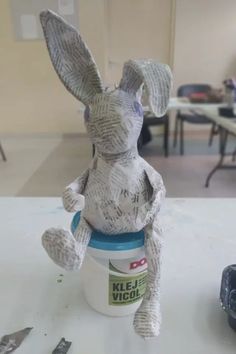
<box><xmin>173</xmin><ymin>84</ymin><xmax>214</xmax><ymax>155</ymax></box>
<box><xmin>0</xmin><ymin>141</ymin><xmax>6</xmax><ymax>161</ymax></box>
<box><xmin>138</xmin><ymin>113</ymin><xmax>169</xmax><ymax>157</ymax></box>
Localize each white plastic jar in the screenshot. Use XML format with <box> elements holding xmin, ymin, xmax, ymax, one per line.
<box><xmin>71</xmin><ymin>212</ymin><xmax>147</xmax><ymax>317</ymax></box>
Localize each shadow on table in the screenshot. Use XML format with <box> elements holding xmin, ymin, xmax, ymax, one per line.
<box><xmin>194</xmin><ymin>295</ymin><xmax>236</xmax><ymax>350</ymax></box>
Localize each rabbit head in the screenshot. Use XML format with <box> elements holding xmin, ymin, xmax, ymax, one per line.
<box><xmin>40</xmin><ymin>10</ymin><xmax>172</xmax><ymax>155</ymax></box>
<box><xmin>84</xmin><ymin>89</ymin><xmax>144</xmax><ymax>154</ymax></box>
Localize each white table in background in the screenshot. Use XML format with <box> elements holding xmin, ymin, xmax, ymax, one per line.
<box><xmin>146</xmin><ymin>99</ymin><xmax>236</xmax><ymax>185</ymax></box>
<box><xmin>0</xmin><ymin>197</ymin><xmax>236</xmax><ymax>354</ymax></box>
<box><xmin>198</xmin><ymin>106</ymin><xmax>236</xmax><ymax>186</ymax></box>
<box><xmin>145</xmin><ymin>97</ymin><xmax>236</xmax><ymax>113</ymax></box>
<box><xmin>168</xmin><ymin>97</ymin><xmax>227</xmax><ymax>111</ymax></box>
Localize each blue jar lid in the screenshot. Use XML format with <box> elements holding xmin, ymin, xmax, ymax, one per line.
<box><xmin>71</xmin><ymin>212</ymin><xmax>144</xmax><ymax>251</ymax></box>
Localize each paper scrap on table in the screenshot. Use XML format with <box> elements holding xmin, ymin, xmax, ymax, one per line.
<box><xmin>0</xmin><ymin>327</ymin><xmax>32</xmax><ymax>354</ymax></box>
<box><xmin>52</xmin><ymin>338</ymin><xmax>72</xmax><ymax>354</ymax></box>
<box><xmin>58</xmin><ymin>0</ymin><xmax>74</xmax><ymax>15</ymax></box>
<box><xmin>20</xmin><ymin>14</ymin><xmax>38</xmax><ymax>40</ymax></box>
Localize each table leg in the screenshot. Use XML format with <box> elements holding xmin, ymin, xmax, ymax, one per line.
<box><xmin>0</xmin><ymin>142</ymin><xmax>7</xmax><ymax>161</ymax></box>
<box><xmin>232</xmin><ymin>148</ymin><xmax>236</xmax><ymax>162</ymax></box>
<box><xmin>173</xmin><ymin>115</ymin><xmax>179</xmax><ymax>148</ymax></box>
<box><xmin>205</xmin><ymin>128</ymin><xmax>228</xmax><ymax>187</ymax></box>
<box><xmin>92</xmin><ymin>144</ymin><xmax>95</xmax><ymax>157</ymax></box>
<box><xmin>208</xmin><ymin>123</ymin><xmax>217</xmax><ymax>146</ymax></box>
<box><xmin>180</xmin><ymin>119</ymin><xmax>184</xmax><ymax>155</ymax></box>
<box><xmin>163</xmin><ymin>115</ymin><xmax>169</xmax><ymax>157</ymax></box>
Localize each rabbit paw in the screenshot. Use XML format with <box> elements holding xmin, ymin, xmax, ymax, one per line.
<box><xmin>42</xmin><ymin>228</ymin><xmax>84</xmax><ymax>271</ymax></box>
<box><xmin>62</xmin><ymin>188</ymin><xmax>85</xmax><ymax>212</ymax></box>
<box><xmin>133</xmin><ymin>299</ymin><xmax>161</xmax><ymax>339</ymax></box>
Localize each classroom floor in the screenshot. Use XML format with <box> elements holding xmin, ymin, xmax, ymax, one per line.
<box><xmin>0</xmin><ymin>132</ymin><xmax>235</xmax><ymax>197</ymax></box>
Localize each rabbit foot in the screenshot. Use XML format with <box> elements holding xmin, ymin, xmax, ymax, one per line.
<box><xmin>133</xmin><ymin>299</ymin><xmax>161</xmax><ymax>339</ymax></box>
<box><xmin>42</xmin><ymin>228</ymin><xmax>85</xmax><ymax>271</ymax></box>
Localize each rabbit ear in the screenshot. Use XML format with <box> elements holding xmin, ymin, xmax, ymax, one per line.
<box><xmin>119</xmin><ymin>59</ymin><xmax>172</xmax><ymax>117</ymax></box>
<box><xmin>40</xmin><ymin>10</ymin><xmax>103</xmax><ymax>105</ymax></box>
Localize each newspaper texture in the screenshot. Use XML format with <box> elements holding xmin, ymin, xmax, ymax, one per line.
<box><xmin>0</xmin><ymin>328</ymin><xmax>32</xmax><ymax>354</ymax></box>
<box><xmin>40</xmin><ymin>10</ymin><xmax>172</xmax><ymax>339</ymax></box>
<box><xmin>52</xmin><ymin>338</ymin><xmax>72</xmax><ymax>354</ymax></box>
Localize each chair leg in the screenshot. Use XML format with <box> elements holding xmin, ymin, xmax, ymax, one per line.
<box><xmin>232</xmin><ymin>148</ymin><xmax>236</xmax><ymax>162</ymax></box>
<box><xmin>208</xmin><ymin>123</ymin><xmax>218</xmax><ymax>147</ymax></box>
<box><xmin>0</xmin><ymin>142</ymin><xmax>7</xmax><ymax>161</ymax></box>
<box><xmin>163</xmin><ymin>115</ymin><xmax>169</xmax><ymax>157</ymax></box>
<box><xmin>180</xmin><ymin>119</ymin><xmax>184</xmax><ymax>155</ymax></box>
<box><xmin>173</xmin><ymin>115</ymin><xmax>178</xmax><ymax>148</ymax></box>
<box><xmin>205</xmin><ymin>128</ymin><xmax>228</xmax><ymax>187</ymax></box>
<box><xmin>92</xmin><ymin>144</ymin><xmax>95</xmax><ymax>157</ymax></box>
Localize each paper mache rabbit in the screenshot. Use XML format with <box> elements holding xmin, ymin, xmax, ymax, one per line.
<box><xmin>39</xmin><ymin>10</ymin><xmax>172</xmax><ymax>339</ymax></box>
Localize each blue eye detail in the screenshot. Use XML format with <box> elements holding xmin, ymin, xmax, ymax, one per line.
<box><xmin>84</xmin><ymin>106</ymin><xmax>90</xmax><ymax>121</ymax></box>
<box><xmin>134</xmin><ymin>101</ymin><xmax>143</xmax><ymax>117</ymax></box>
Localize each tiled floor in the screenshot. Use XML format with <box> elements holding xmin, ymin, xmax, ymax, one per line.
<box><xmin>0</xmin><ymin>137</ymin><xmax>62</xmax><ymax>196</ymax></box>
<box><xmin>0</xmin><ymin>133</ymin><xmax>235</xmax><ymax>197</ymax></box>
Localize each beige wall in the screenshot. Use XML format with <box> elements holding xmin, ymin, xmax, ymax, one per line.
<box><xmin>0</xmin><ymin>0</ymin><xmax>173</xmax><ymax>134</ymax></box>
<box><xmin>3</xmin><ymin>0</ymin><xmax>236</xmax><ymax>134</ymax></box>
<box><xmin>106</xmin><ymin>0</ymin><xmax>173</xmax><ymax>85</ymax></box>
<box><xmin>0</xmin><ymin>0</ymin><xmax>107</xmax><ymax>134</ymax></box>
<box><xmin>173</xmin><ymin>0</ymin><xmax>236</xmax><ymax>92</ymax></box>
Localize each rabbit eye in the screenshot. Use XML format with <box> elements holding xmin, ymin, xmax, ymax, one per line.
<box><xmin>84</xmin><ymin>106</ymin><xmax>90</xmax><ymax>121</ymax></box>
<box><xmin>133</xmin><ymin>101</ymin><xmax>143</xmax><ymax>117</ymax></box>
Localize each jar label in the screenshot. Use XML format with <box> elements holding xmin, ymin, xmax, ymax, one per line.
<box><xmin>110</xmin><ymin>254</ymin><xmax>147</xmax><ymax>274</ymax></box>
<box><xmin>109</xmin><ymin>262</ymin><xmax>147</xmax><ymax>306</ymax></box>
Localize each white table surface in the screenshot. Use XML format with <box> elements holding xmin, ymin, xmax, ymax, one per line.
<box><xmin>144</xmin><ymin>97</ymin><xmax>236</xmax><ymax>112</ymax></box>
<box><xmin>0</xmin><ymin>197</ymin><xmax>236</xmax><ymax>354</ymax></box>
<box><xmin>167</xmin><ymin>97</ymin><xmax>227</xmax><ymax>110</ymax></box>
<box><xmin>145</xmin><ymin>98</ymin><xmax>236</xmax><ymax>135</ymax></box>
<box><xmin>200</xmin><ymin>108</ymin><xmax>236</xmax><ymax>135</ymax></box>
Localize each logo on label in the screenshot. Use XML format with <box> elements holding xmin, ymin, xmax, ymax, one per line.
<box><xmin>130</xmin><ymin>257</ymin><xmax>147</xmax><ymax>270</ymax></box>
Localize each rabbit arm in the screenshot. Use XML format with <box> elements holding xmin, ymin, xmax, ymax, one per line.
<box><xmin>62</xmin><ymin>169</ymin><xmax>89</xmax><ymax>212</ymax></box>
<box><xmin>144</xmin><ymin>166</ymin><xmax>166</xmax><ymax>219</ymax></box>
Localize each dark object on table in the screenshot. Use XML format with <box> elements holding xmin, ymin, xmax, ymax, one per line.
<box><xmin>188</xmin><ymin>88</ymin><xmax>224</xmax><ymax>103</ymax></box>
<box><xmin>219</xmin><ymin>107</ymin><xmax>236</xmax><ymax>118</ymax></box>
<box><xmin>138</xmin><ymin>113</ymin><xmax>169</xmax><ymax>157</ymax></box>
<box><xmin>189</xmin><ymin>92</ymin><xmax>208</xmax><ymax>103</ymax></box>
<box><xmin>207</xmin><ymin>88</ymin><xmax>224</xmax><ymax>103</ymax></box>
<box><xmin>52</xmin><ymin>338</ymin><xmax>72</xmax><ymax>354</ymax></box>
<box><xmin>173</xmin><ymin>84</ymin><xmax>215</xmax><ymax>155</ymax></box>
<box><xmin>0</xmin><ymin>327</ymin><xmax>32</xmax><ymax>353</ymax></box>
<box><xmin>189</xmin><ymin>89</ymin><xmax>223</xmax><ymax>104</ymax></box>
<box><xmin>220</xmin><ymin>264</ymin><xmax>236</xmax><ymax>331</ymax></box>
